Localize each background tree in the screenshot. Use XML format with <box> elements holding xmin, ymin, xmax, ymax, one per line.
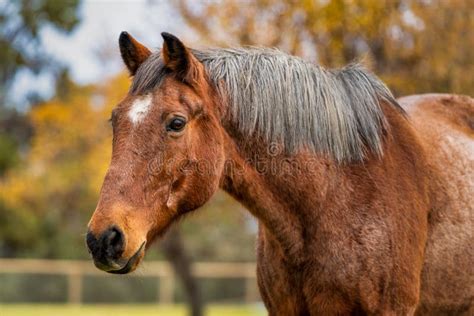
<box><xmin>0</xmin><ymin>0</ymin><xmax>80</xmax><ymax>104</ymax></box>
<box><xmin>0</xmin><ymin>0</ymin><xmax>81</xmax><ymax>187</ymax></box>
<box><xmin>175</xmin><ymin>0</ymin><xmax>473</xmax><ymax>96</ymax></box>
<box><xmin>0</xmin><ymin>0</ymin><xmax>81</xmax><ymax>256</ymax></box>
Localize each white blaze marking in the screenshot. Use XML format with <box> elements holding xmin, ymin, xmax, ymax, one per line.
<box><xmin>128</xmin><ymin>94</ymin><xmax>152</xmax><ymax>125</ymax></box>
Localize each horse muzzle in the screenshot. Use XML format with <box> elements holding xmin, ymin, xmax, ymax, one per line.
<box><xmin>86</xmin><ymin>226</ymin><xmax>145</xmax><ymax>274</ymax></box>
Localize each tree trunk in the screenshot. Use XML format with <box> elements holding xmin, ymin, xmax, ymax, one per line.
<box><xmin>161</xmin><ymin>226</ymin><xmax>203</xmax><ymax>316</ymax></box>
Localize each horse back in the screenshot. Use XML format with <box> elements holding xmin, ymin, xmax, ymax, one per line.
<box><xmin>400</xmin><ymin>93</ymin><xmax>473</xmax><ymax>136</ymax></box>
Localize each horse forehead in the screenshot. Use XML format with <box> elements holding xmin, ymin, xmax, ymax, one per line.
<box><xmin>128</xmin><ymin>94</ymin><xmax>153</xmax><ymax>125</ymax></box>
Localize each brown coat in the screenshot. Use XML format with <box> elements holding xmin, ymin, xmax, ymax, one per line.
<box><xmin>87</xmin><ymin>33</ymin><xmax>473</xmax><ymax>315</ymax></box>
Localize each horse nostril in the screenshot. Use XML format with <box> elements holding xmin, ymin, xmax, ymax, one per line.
<box><xmin>103</xmin><ymin>226</ymin><xmax>124</xmax><ymax>259</ymax></box>
<box><xmin>86</xmin><ymin>230</ymin><xmax>98</xmax><ymax>255</ymax></box>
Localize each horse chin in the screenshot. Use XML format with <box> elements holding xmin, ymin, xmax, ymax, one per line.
<box><xmin>108</xmin><ymin>241</ymin><xmax>146</xmax><ymax>274</ymax></box>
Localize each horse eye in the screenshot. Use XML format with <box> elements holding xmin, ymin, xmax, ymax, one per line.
<box><xmin>167</xmin><ymin>117</ymin><xmax>186</xmax><ymax>132</ymax></box>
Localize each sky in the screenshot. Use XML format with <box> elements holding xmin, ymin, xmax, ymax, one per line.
<box><xmin>10</xmin><ymin>0</ymin><xmax>184</xmax><ymax>108</ymax></box>
<box><xmin>42</xmin><ymin>0</ymin><xmax>182</xmax><ymax>84</ymax></box>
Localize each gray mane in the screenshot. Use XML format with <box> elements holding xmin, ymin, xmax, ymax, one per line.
<box><xmin>132</xmin><ymin>47</ymin><xmax>402</xmax><ymax>162</ymax></box>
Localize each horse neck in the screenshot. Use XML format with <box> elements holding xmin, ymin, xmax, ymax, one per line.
<box><xmin>219</xmin><ymin>125</ymin><xmax>337</xmax><ymax>263</ymax></box>
<box><xmin>218</xmin><ymin>100</ymin><xmax>429</xmax><ymax>263</ymax></box>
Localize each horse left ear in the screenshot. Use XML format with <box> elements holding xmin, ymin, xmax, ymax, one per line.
<box><xmin>119</xmin><ymin>31</ymin><xmax>151</xmax><ymax>75</ymax></box>
<box><xmin>161</xmin><ymin>32</ymin><xmax>203</xmax><ymax>85</ymax></box>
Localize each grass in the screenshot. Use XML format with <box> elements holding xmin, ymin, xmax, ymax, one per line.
<box><xmin>0</xmin><ymin>304</ymin><xmax>267</xmax><ymax>316</ymax></box>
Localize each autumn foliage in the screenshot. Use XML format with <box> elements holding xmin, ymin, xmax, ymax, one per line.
<box><xmin>176</xmin><ymin>0</ymin><xmax>473</xmax><ymax>96</ymax></box>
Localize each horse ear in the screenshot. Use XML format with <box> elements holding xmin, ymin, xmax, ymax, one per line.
<box><xmin>119</xmin><ymin>31</ymin><xmax>151</xmax><ymax>75</ymax></box>
<box><xmin>161</xmin><ymin>32</ymin><xmax>203</xmax><ymax>84</ymax></box>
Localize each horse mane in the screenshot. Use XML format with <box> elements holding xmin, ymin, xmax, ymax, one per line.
<box><xmin>131</xmin><ymin>47</ymin><xmax>403</xmax><ymax>162</ymax></box>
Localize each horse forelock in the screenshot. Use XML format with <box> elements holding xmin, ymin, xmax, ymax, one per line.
<box><xmin>132</xmin><ymin>47</ymin><xmax>403</xmax><ymax>162</ymax></box>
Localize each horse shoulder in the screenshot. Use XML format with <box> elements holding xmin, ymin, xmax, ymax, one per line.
<box><xmin>398</xmin><ymin>93</ymin><xmax>474</xmax><ymax>314</ymax></box>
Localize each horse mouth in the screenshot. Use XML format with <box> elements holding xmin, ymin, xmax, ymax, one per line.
<box><xmin>108</xmin><ymin>242</ymin><xmax>146</xmax><ymax>274</ymax></box>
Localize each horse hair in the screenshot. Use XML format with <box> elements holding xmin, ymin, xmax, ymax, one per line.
<box><xmin>131</xmin><ymin>47</ymin><xmax>403</xmax><ymax>162</ymax></box>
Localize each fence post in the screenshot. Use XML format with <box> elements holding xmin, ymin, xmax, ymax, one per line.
<box><xmin>158</xmin><ymin>266</ymin><xmax>175</xmax><ymax>304</ymax></box>
<box><xmin>245</xmin><ymin>276</ymin><xmax>258</xmax><ymax>303</ymax></box>
<box><xmin>67</xmin><ymin>271</ymin><xmax>82</xmax><ymax>304</ymax></box>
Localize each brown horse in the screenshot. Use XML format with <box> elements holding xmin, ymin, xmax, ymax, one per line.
<box><xmin>86</xmin><ymin>32</ymin><xmax>473</xmax><ymax>315</ymax></box>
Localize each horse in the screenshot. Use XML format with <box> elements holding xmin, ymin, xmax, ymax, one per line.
<box><xmin>86</xmin><ymin>31</ymin><xmax>473</xmax><ymax>315</ymax></box>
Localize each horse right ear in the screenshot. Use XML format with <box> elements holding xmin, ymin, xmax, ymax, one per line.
<box><xmin>161</xmin><ymin>32</ymin><xmax>205</xmax><ymax>86</ymax></box>
<box><xmin>119</xmin><ymin>31</ymin><xmax>151</xmax><ymax>75</ymax></box>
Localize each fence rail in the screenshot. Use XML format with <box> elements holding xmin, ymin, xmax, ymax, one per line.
<box><xmin>0</xmin><ymin>259</ymin><xmax>258</xmax><ymax>304</ymax></box>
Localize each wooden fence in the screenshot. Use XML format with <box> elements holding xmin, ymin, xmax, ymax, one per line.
<box><xmin>0</xmin><ymin>259</ymin><xmax>258</xmax><ymax>304</ymax></box>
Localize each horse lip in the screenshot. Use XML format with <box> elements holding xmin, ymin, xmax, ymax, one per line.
<box><xmin>107</xmin><ymin>241</ymin><xmax>146</xmax><ymax>274</ymax></box>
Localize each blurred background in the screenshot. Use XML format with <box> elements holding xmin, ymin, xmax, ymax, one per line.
<box><xmin>0</xmin><ymin>0</ymin><xmax>472</xmax><ymax>315</ymax></box>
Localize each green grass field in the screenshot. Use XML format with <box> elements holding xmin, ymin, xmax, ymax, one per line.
<box><xmin>0</xmin><ymin>304</ymin><xmax>267</xmax><ymax>316</ymax></box>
